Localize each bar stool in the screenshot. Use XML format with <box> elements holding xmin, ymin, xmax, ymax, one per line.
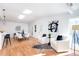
<box><xmin>2</xmin><ymin>34</ymin><xmax>11</xmax><ymax>48</ymax></box>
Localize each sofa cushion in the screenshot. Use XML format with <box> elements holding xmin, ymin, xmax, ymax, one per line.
<box><xmin>56</xmin><ymin>35</ymin><xmax>63</xmax><ymax>41</ymax></box>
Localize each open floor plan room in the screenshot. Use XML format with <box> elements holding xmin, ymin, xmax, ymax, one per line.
<box><xmin>0</xmin><ymin>3</ymin><xmax>79</xmax><ymax>56</ymax></box>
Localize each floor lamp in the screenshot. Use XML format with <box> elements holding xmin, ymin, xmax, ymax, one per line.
<box><xmin>72</xmin><ymin>25</ymin><xmax>79</xmax><ymax>56</ymax></box>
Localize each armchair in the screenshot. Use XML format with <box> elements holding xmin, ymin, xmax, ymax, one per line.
<box><xmin>50</xmin><ymin>36</ymin><xmax>69</xmax><ymax>52</ymax></box>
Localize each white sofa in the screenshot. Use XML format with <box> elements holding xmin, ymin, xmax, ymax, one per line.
<box><xmin>38</xmin><ymin>37</ymin><xmax>49</xmax><ymax>44</ymax></box>
<box><xmin>50</xmin><ymin>36</ymin><xmax>69</xmax><ymax>52</ymax></box>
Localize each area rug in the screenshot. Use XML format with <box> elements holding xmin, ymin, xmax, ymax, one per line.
<box><xmin>32</xmin><ymin>43</ymin><xmax>52</xmax><ymax>49</ymax></box>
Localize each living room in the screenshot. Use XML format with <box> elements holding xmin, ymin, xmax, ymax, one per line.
<box><xmin>0</xmin><ymin>3</ymin><xmax>79</xmax><ymax>56</ymax></box>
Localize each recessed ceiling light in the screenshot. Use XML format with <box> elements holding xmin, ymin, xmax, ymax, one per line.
<box><xmin>18</xmin><ymin>15</ymin><xmax>25</xmax><ymax>19</ymax></box>
<box><xmin>23</xmin><ymin>9</ymin><xmax>32</xmax><ymax>14</ymax></box>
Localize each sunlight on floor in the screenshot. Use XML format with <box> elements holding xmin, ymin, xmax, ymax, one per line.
<box><xmin>57</xmin><ymin>49</ymin><xmax>79</xmax><ymax>56</ymax></box>
<box><xmin>33</xmin><ymin>53</ymin><xmax>46</xmax><ymax>56</ymax></box>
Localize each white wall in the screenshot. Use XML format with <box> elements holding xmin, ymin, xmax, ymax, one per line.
<box><xmin>29</xmin><ymin>14</ymin><xmax>70</xmax><ymax>39</ymax></box>
<box><xmin>29</xmin><ymin>17</ymin><xmax>49</xmax><ymax>38</ymax></box>
<box><xmin>0</xmin><ymin>21</ymin><xmax>28</xmax><ymax>37</ymax></box>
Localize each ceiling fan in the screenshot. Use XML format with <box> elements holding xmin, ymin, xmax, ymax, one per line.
<box><xmin>66</xmin><ymin>3</ymin><xmax>78</xmax><ymax>15</ymax></box>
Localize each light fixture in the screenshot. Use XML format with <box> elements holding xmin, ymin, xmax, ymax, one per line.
<box><xmin>0</xmin><ymin>9</ymin><xmax>6</xmax><ymax>24</ymax></box>
<box><xmin>3</xmin><ymin>9</ymin><xmax>6</xmax><ymax>21</ymax></box>
<box><xmin>66</xmin><ymin>3</ymin><xmax>78</xmax><ymax>15</ymax></box>
<box><xmin>66</xmin><ymin>3</ymin><xmax>73</xmax><ymax>15</ymax></box>
<box><xmin>23</xmin><ymin>9</ymin><xmax>32</xmax><ymax>14</ymax></box>
<box><xmin>18</xmin><ymin>15</ymin><xmax>25</xmax><ymax>19</ymax></box>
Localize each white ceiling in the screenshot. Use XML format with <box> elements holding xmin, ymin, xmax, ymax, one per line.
<box><xmin>0</xmin><ymin>3</ymin><xmax>79</xmax><ymax>23</ymax></box>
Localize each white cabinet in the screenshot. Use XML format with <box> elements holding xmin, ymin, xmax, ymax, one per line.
<box><xmin>0</xmin><ymin>33</ymin><xmax>4</xmax><ymax>49</ymax></box>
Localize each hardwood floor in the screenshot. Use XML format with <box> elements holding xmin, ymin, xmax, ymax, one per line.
<box><xmin>0</xmin><ymin>37</ymin><xmax>59</xmax><ymax>56</ymax></box>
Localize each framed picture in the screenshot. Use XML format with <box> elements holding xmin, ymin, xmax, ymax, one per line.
<box><xmin>15</xmin><ymin>26</ymin><xmax>21</xmax><ymax>31</ymax></box>
<box><xmin>48</xmin><ymin>20</ymin><xmax>59</xmax><ymax>32</ymax></box>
